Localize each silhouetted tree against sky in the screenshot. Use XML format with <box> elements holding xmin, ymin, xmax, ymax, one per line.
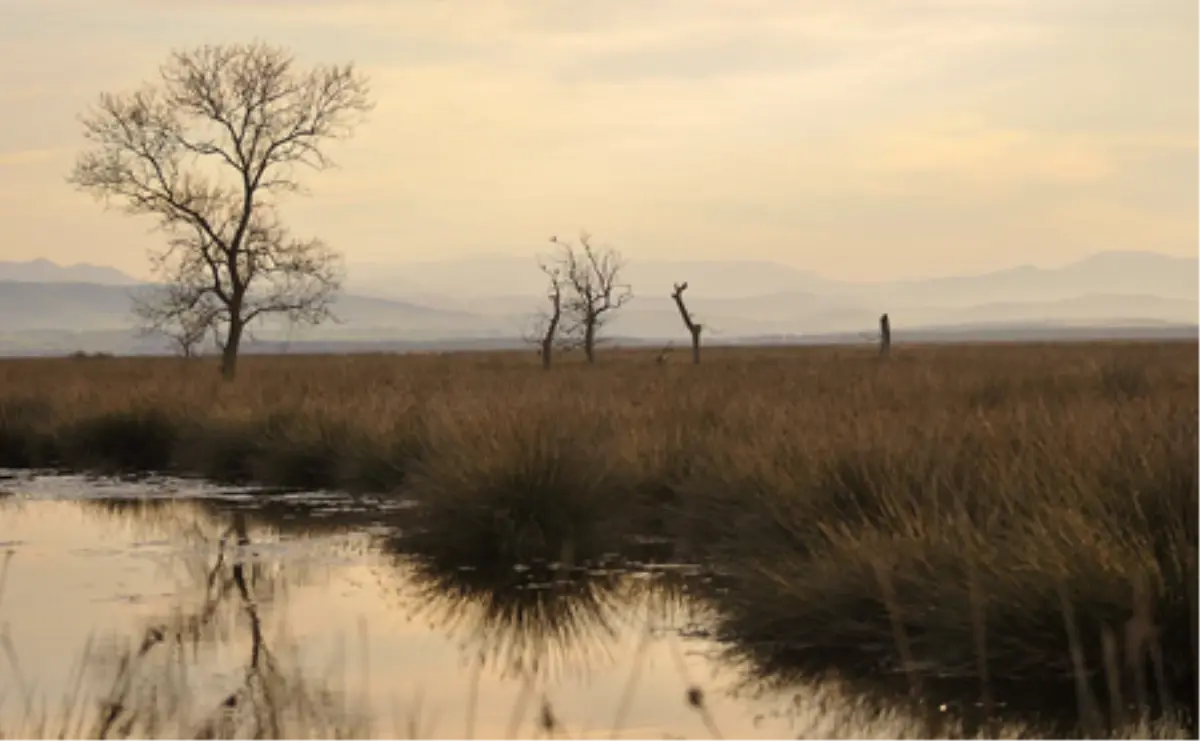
<box><xmin>69</xmin><ymin>41</ymin><xmax>373</xmax><ymax>379</ymax></box>
<box><xmin>131</xmin><ymin>271</ymin><xmax>218</xmax><ymax>358</ymax></box>
<box><xmin>670</xmin><ymin>281</ymin><xmax>703</xmax><ymax>364</ymax></box>
<box><xmin>547</xmin><ymin>232</ymin><xmax>632</xmax><ymax>364</ymax></box>
<box><xmin>525</xmin><ymin>257</ymin><xmax>565</xmax><ymax>370</ymax></box>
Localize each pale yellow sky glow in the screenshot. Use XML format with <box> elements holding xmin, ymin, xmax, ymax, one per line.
<box><xmin>0</xmin><ymin>0</ymin><xmax>1195</xmax><ymax>280</ymax></box>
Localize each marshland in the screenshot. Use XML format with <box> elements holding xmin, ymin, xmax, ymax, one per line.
<box><xmin>0</xmin><ymin>340</ymin><xmax>1195</xmax><ymax>738</ymax></box>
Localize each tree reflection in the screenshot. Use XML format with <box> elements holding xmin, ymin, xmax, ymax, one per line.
<box><xmin>75</xmin><ymin>493</ymin><xmax>705</xmax><ymax>730</ymax></box>
<box><xmin>58</xmin><ymin>504</ymin><xmax>366</xmax><ymax>739</ymax></box>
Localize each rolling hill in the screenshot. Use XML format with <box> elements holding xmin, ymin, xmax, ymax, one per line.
<box><xmin>0</xmin><ymin>259</ymin><xmax>140</xmax><ymax>285</ymax></box>
<box><xmin>0</xmin><ymin>250</ymin><xmax>1194</xmax><ymax>355</ymax></box>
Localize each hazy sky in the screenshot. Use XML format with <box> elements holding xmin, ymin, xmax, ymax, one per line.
<box><xmin>0</xmin><ymin>0</ymin><xmax>1195</xmax><ymax>281</ymax></box>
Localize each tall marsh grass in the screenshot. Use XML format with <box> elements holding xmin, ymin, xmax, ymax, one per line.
<box><xmin>0</xmin><ymin>341</ymin><xmax>1196</xmax><ymax>734</ymax></box>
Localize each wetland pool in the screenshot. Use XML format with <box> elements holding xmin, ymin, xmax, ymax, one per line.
<box><xmin>0</xmin><ymin>471</ymin><xmax>1108</xmax><ymax>738</ymax></box>
<box><xmin>0</xmin><ymin>470</ymin><xmax>840</xmax><ymax>738</ymax></box>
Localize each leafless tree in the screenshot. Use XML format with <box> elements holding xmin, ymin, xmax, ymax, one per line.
<box><xmin>547</xmin><ymin>232</ymin><xmax>632</xmax><ymax>364</ymax></box>
<box><xmin>670</xmin><ymin>281</ymin><xmax>703</xmax><ymax>364</ymax></box>
<box><xmin>131</xmin><ymin>279</ymin><xmax>218</xmax><ymax>358</ymax></box>
<box><xmin>129</xmin><ymin>211</ymin><xmax>342</xmax><ymax>362</ymax></box>
<box><xmin>68</xmin><ymin>41</ymin><xmax>372</xmax><ymax>379</ymax></box>
<box><xmin>524</xmin><ymin>258</ymin><xmax>565</xmax><ymax>370</ymax></box>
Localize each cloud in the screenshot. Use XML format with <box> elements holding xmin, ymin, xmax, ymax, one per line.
<box><xmin>0</xmin><ymin>148</ymin><xmax>63</xmax><ymax>167</ymax></box>
<box><xmin>2</xmin><ymin>0</ymin><xmax>1195</xmax><ymax>279</ymax></box>
<box><xmin>1051</xmin><ymin>198</ymin><xmax>1198</xmax><ymax>248</ymax></box>
<box><xmin>1108</xmin><ymin>132</ymin><xmax>1199</xmax><ymax>160</ymax></box>
<box><xmin>856</xmin><ymin>116</ymin><xmax>1118</xmax><ymax>188</ymax></box>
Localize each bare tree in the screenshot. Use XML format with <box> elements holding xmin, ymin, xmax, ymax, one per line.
<box><xmin>131</xmin><ymin>279</ymin><xmax>217</xmax><ymax>358</ymax></box>
<box><xmin>68</xmin><ymin>41</ymin><xmax>372</xmax><ymax>379</ymax></box>
<box><xmin>525</xmin><ymin>258</ymin><xmax>565</xmax><ymax>370</ymax></box>
<box><xmin>670</xmin><ymin>281</ymin><xmax>703</xmax><ymax>364</ymax></box>
<box><xmin>131</xmin><ymin>211</ymin><xmax>342</xmax><ymax>362</ymax></box>
<box><xmin>547</xmin><ymin>232</ymin><xmax>632</xmax><ymax>364</ymax></box>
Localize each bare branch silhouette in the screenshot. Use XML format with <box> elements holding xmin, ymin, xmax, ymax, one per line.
<box><xmin>545</xmin><ymin>232</ymin><xmax>632</xmax><ymax>364</ymax></box>
<box><xmin>670</xmin><ymin>281</ymin><xmax>703</xmax><ymax>364</ymax></box>
<box><xmin>524</xmin><ymin>258</ymin><xmax>566</xmax><ymax>370</ymax></box>
<box><xmin>69</xmin><ymin>41</ymin><xmax>371</xmax><ymax>379</ymax></box>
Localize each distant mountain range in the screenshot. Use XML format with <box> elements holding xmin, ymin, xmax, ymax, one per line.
<box><xmin>0</xmin><ymin>251</ymin><xmax>1195</xmax><ymax>356</ymax></box>
<box><xmin>346</xmin><ymin>250</ymin><xmax>1199</xmax><ymax>306</ymax></box>
<box><xmin>0</xmin><ymin>258</ymin><xmax>141</xmax><ymax>286</ymax></box>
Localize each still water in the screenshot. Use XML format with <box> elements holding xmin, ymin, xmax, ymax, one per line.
<box><xmin>0</xmin><ymin>471</ymin><xmax>974</xmax><ymax>739</ymax></box>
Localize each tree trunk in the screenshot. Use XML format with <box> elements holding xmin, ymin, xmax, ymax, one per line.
<box><xmin>221</xmin><ymin>318</ymin><xmax>245</xmax><ymax>380</ymax></box>
<box><xmin>670</xmin><ymin>282</ymin><xmax>702</xmax><ymax>365</ymax></box>
<box><xmin>540</xmin><ymin>306</ymin><xmax>559</xmax><ymax>370</ymax></box>
<box><xmin>583</xmin><ymin>320</ymin><xmax>596</xmax><ymax>364</ymax></box>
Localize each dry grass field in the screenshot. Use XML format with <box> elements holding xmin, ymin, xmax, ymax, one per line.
<box><xmin>0</xmin><ymin>340</ymin><xmax>1196</xmax><ymax>734</ymax></box>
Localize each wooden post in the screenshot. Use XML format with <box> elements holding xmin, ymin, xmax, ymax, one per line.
<box><xmin>671</xmin><ymin>282</ymin><xmax>703</xmax><ymax>364</ymax></box>
<box><xmin>879</xmin><ymin>313</ymin><xmax>891</xmax><ymax>358</ymax></box>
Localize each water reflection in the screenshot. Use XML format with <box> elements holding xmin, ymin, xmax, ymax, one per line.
<box><xmin>392</xmin><ymin>537</ymin><xmax>702</xmax><ymax>684</ymax></box>
<box><xmin>4</xmin><ymin>474</ymin><xmax>1174</xmax><ymax>738</ymax></box>
<box><xmin>400</xmin><ymin>556</ymin><xmax>628</xmax><ymax>679</ymax></box>
<box><xmin>2</xmin><ymin>498</ymin><xmax>369</xmax><ymax>738</ymax></box>
<box><xmin>2</xmin><ymin>482</ymin><xmax>799</xmax><ymax>738</ymax></box>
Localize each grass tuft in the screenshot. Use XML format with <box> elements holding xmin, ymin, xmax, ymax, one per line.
<box><xmin>402</xmin><ymin>400</ymin><xmax>638</xmax><ymax>565</ymax></box>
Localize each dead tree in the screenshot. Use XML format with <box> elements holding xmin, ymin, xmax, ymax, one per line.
<box><xmin>68</xmin><ymin>42</ymin><xmax>372</xmax><ymax>380</ymax></box>
<box><xmin>879</xmin><ymin>313</ymin><xmax>892</xmax><ymax>358</ymax></box>
<box><xmin>529</xmin><ymin>259</ymin><xmax>564</xmax><ymax>370</ymax></box>
<box><xmin>548</xmin><ymin>233</ymin><xmax>632</xmax><ymax>364</ymax></box>
<box><xmin>670</xmin><ymin>281</ymin><xmax>703</xmax><ymax>364</ymax></box>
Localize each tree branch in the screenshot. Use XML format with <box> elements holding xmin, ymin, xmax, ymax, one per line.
<box><xmin>70</xmin><ymin>41</ymin><xmax>371</xmax><ymax>378</ymax></box>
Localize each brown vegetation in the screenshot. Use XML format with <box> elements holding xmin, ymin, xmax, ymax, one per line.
<box><xmin>0</xmin><ymin>341</ymin><xmax>1195</xmax><ymax>735</ymax></box>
